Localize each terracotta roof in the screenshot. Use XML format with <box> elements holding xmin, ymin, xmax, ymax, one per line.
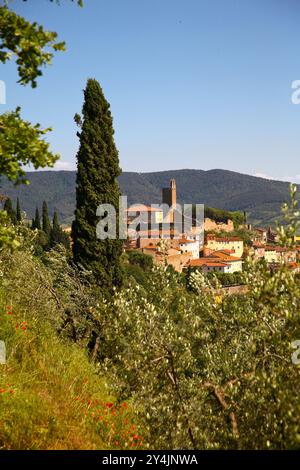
<box><xmin>178</xmin><ymin>238</ymin><xmax>195</xmax><ymax>244</ymax></box>
<box><xmin>264</xmin><ymin>245</ymin><xmax>277</xmax><ymax>251</ymax></box>
<box><xmin>206</xmin><ymin>235</ymin><xmax>243</xmax><ymax>242</ymax></box>
<box><xmin>264</xmin><ymin>245</ymin><xmax>296</xmax><ymax>252</ymax></box>
<box><xmin>188</xmin><ymin>258</ymin><xmax>227</xmax><ymax>267</ymax></box>
<box><xmin>211</xmin><ymin>252</ymin><xmax>241</xmax><ymax>261</ymax></box>
<box><xmin>142</xmin><ymin>246</ymin><xmax>158</xmax><ymax>251</ymax></box>
<box><xmin>288</xmin><ymin>262</ymin><xmax>300</xmax><ymax>270</ymax></box>
<box><xmin>252</xmin><ymin>242</ymin><xmax>265</xmax><ymax>248</ymax></box>
<box><xmin>202</xmin><ymin>262</ymin><xmax>228</xmax><ymax>268</ymax></box>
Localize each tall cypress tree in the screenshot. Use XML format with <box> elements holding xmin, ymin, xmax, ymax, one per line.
<box><xmin>42</xmin><ymin>201</ymin><xmax>51</xmax><ymax>237</ymax></box>
<box><xmin>32</xmin><ymin>207</ymin><xmax>41</xmax><ymax>230</ymax></box>
<box><xmin>72</xmin><ymin>78</ymin><xmax>123</xmax><ymax>290</ymax></box>
<box><xmin>52</xmin><ymin>211</ymin><xmax>60</xmax><ymax>232</ymax></box>
<box><xmin>50</xmin><ymin>211</ymin><xmax>70</xmax><ymax>250</ymax></box>
<box><xmin>16</xmin><ymin>198</ymin><xmax>22</xmax><ymax>223</ymax></box>
<box><xmin>50</xmin><ymin>211</ymin><xmax>61</xmax><ymax>245</ymax></box>
<box><xmin>4</xmin><ymin>198</ymin><xmax>17</xmax><ymax>225</ymax></box>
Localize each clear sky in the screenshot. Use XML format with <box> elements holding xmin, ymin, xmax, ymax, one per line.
<box><xmin>1</xmin><ymin>0</ymin><xmax>300</xmax><ymax>181</ymax></box>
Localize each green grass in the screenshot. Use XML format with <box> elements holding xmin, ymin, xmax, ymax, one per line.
<box><xmin>0</xmin><ymin>250</ymin><xmax>143</xmax><ymax>450</ymax></box>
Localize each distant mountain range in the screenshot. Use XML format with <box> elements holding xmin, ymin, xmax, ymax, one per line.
<box><xmin>0</xmin><ymin>169</ymin><xmax>295</xmax><ymax>226</ymax></box>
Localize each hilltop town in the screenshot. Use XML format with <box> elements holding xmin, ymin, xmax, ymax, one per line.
<box><xmin>123</xmin><ymin>178</ymin><xmax>300</xmax><ymax>278</ymax></box>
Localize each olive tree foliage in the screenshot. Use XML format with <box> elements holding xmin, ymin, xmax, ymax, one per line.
<box><xmin>0</xmin><ymin>210</ymin><xmax>19</xmax><ymax>251</ymax></box>
<box><xmin>0</xmin><ymin>0</ymin><xmax>82</xmax><ymax>86</ymax></box>
<box><xmin>0</xmin><ymin>107</ymin><xmax>59</xmax><ymax>183</ymax></box>
<box><xmin>277</xmin><ymin>183</ymin><xmax>300</xmax><ymax>247</ymax></box>
<box><xmin>100</xmin><ymin>187</ymin><xmax>300</xmax><ymax>450</ymax></box>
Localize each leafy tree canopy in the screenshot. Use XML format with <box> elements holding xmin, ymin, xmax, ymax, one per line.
<box><xmin>0</xmin><ymin>107</ymin><xmax>59</xmax><ymax>184</ymax></box>
<box><xmin>0</xmin><ymin>0</ymin><xmax>83</xmax><ymax>87</ymax></box>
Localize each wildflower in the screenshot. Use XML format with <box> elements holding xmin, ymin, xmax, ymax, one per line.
<box><xmin>132</xmin><ymin>434</ymin><xmax>139</xmax><ymax>440</ymax></box>
<box><xmin>105</xmin><ymin>402</ymin><xmax>114</xmax><ymax>408</ymax></box>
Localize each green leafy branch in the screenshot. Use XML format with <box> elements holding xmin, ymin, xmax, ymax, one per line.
<box><xmin>0</xmin><ymin>4</ymin><xmax>66</xmax><ymax>87</ymax></box>
<box><xmin>0</xmin><ymin>107</ymin><xmax>59</xmax><ymax>184</ymax></box>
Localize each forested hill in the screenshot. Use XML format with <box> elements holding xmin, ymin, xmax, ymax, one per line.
<box><xmin>0</xmin><ymin>169</ymin><xmax>295</xmax><ymax>226</ymax></box>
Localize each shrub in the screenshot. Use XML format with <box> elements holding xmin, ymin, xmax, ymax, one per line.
<box><xmin>0</xmin><ymin>245</ymin><xmax>141</xmax><ymax>449</ymax></box>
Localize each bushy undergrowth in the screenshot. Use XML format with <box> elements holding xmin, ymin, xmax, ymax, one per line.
<box><xmin>0</xmin><ymin>248</ymin><xmax>142</xmax><ymax>450</ymax></box>
<box><xmin>100</xmin><ymin>264</ymin><xmax>300</xmax><ymax>449</ymax></box>
<box><xmin>1</xmin><ymin>187</ymin><xmax>300</xmax><ymax>450</ymax></box>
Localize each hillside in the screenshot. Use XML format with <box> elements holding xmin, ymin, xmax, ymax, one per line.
<box><xmin>0</xmin><ymin>169</ymin><xmax>294</xmax><ymax>226</ymax></box>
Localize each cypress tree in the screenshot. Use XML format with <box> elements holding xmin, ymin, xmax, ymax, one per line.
<box><xmin>16</xmin><ymin>198</ymin><xmax>22</xmax><ymax>223</ymax></box>
<box><xmin>72</xmin><ymin>78</ymin><xmax>123</xmax><ymax>290</ymax></box>
<box><xmin>4</xmin><ymin>198</ymin><xmax>17</xmax><ymax>224</ymax></box>
<box><xmin>42</xmin><ymin>201</ymin><xmax>51</xmax><ymax>237</ymax></box>
<box><xmin>50</xmin><ymin>211</ymin><xmax>64</xmax><ymax>247</ymax></box>
<box><xmin>32</xmin><ymin>207</ymin><xmax>41</xmax><ymax>230</ymax></box>
<box><xmin>51</xmin><ymin>212</ymin><xmax>70</xmax><ymax>250</ymax></box>
<box><xmin>52</xmin><ymin>211</ymin><xmax>60</xmax><ymax>232</ymax></box>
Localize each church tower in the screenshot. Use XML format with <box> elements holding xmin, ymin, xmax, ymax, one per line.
<box><xmin>162</xmin><ymin>179</ymin><xmax>177</xmax><ymax>224</ymax></box>
<box><xmin>162</xmin><ymin>178</ymin><xmax>177</xmax><ymax>207</ymax></box>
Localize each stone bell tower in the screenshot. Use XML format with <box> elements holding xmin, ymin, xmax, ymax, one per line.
<box><xmin>162</xmin><ymin>179</ymin><xmax>177</xmax><ymax>224</ymax></box>
<box><xmin>162</xmin><ymin>179</ymin><xmax>176</xmax><ymax>207</ymax></box>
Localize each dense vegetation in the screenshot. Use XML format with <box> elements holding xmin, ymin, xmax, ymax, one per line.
<box><xmin>1</xmin><ymin>189</ymin><xmax>300</xmax><ymax>449</ymax></box>
<box><xmin>0</xmin><ymin>245</ymin><xmax>142</xmax><ymax>450</ymax></box>
<box><xmin>0</xmin><ymin>169</ymin><xmax>295</xmax><ymax>227</ymax></box>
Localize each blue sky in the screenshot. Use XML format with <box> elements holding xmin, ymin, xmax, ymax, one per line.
<box><xmin>1</xmin><ymin>0</ymin><xmax>300</xmax><ymax>181</ymax></box>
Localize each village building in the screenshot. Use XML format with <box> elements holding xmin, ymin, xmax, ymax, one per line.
<box><xmin>267</xmin><ymin>226</ymin><xmax>279</xmax><ymax>243</ymax></box>
<box><xmin>204</xmin><ymin>218</ymin><xmax>234</xmax><ymax>233</ymax></box>
<box><xmin>176</xmin><ymin>237</ymin><xmax>200</xmax><ymax>259</ymax></box>
<box><xmin>186</xmin><ymin>250</ymin><xmax>243</xmax><ymax>274</ymax></box>
<box><xmin>264</xmin><ymin>245</ymin><xmax>297</xmax><ymax>264</ymax></box>
<box><xmin>253</xmin><ymin>227</ymin><xmax>268</xmax><ymax>243</ymax></box>
<box><xmin>251</xmin><ymin>242</ymin><xmax>266</xmax><ymax>260</ymax></box>
<box><xmin>204</xmin><ymin>234</ymin><xmax>244</xmax><ymax>258</ymax></box>
<box><xmin>141</xmin><ymin>244</ymin><xmax>192</xmax><ymax>272</ymax></box>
